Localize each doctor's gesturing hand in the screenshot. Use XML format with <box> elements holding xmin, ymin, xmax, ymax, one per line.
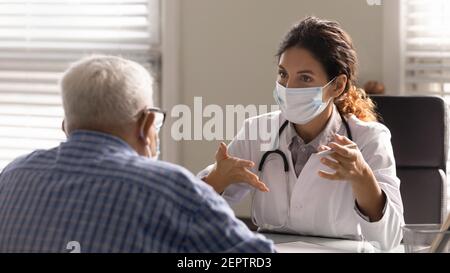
<box><xmin>318</xmin><ymin>133</ymin><xmax>386</xmax><ymax>222</ymax></box>
<box><xmin>204</xmin><ymin>142</ymin><xmax>270</xmax><ymax>194</ymax></box>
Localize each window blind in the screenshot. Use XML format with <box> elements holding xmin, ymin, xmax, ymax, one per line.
<box><xmin>404</xmin><ymin>0</ymin><xmax>450</xmax><ymax>98</ymax></box>
<box><xmin>0</xmin><ymin>0</ymin><xmax>160</xmax><ymax>169</ymax></box>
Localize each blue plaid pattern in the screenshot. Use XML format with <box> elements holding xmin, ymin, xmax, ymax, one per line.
<box><xmin>0</xmin><ymin>130</ymin><xmax>274</xmax><ymax>253</ymax></box>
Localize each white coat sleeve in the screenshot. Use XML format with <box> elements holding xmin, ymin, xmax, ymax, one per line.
<box><xmin>355</xmin><ymin>124</ymin><xmax>405</xmax><ymax>250</ymax></box>
<box><xmin>197</xmin><ymin>119</ymin><xmax>255</xmax><ymax>205</ymax></box>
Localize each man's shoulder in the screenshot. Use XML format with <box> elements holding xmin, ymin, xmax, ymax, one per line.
<box><xmin>117</xmin><ymin>156</ymin><xmax>217</xmax><ymax>209</ymax></box>
<box><xmin>1</xmin><ymin>146</ymin><xmax>218</xmax><ymax>214</ymax></box>
<box><xmin>1</xmin><ymin>148</ymin><xmax>57</xmax><ymax>175</ymax></box>
<box><xmin>125</xmin><ymin>156</ymin><xmax>198</xmax><ymax>186</ymax></box>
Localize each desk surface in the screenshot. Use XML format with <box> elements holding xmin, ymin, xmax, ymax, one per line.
<box><xmin>261</xmin><ymin>232</ymin><xmax>405</xmax><ymax>253</ymax></box>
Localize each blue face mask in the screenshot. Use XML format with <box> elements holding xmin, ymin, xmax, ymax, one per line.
<box><xmin>273</xmin><ymin>78</ymin><xmax>335</xmax><ymax>124</ymax></box>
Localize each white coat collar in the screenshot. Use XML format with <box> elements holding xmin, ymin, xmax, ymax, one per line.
<box><xmin>284</xmin><ymin>104</ymin><xmax>346</xmax><ymax>151</ymax></box>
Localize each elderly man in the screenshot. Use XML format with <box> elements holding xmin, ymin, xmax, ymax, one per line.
<box><xmin>0</xmin><ymin>55</ymin><xmax>275</xmax><ymax>253</ymax></box>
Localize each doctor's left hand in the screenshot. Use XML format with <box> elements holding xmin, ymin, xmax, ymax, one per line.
<box><xmin>317</xmin><ymin>133</ymin><xmax>374</xmax><ymax>184</ymax></box>
<box><xmin>317</xmin><ymin>133</ymin><xmax>386</xmax><ymax>222</ymax></box>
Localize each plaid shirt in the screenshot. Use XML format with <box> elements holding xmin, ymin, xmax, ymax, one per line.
<box><xmin>0</xmin><ymin>130</ymin><xmax>274</xmax><ymax>253</ymax></box>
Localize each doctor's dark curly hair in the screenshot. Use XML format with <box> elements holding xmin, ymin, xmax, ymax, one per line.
<box><xmin>276</xmin><ymin>16</ymin><xmax>378</xmax><ymax>122</ymax></box>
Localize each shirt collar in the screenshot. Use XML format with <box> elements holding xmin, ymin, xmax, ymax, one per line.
<box><xmin>65</xmin><ymin>130</ymin><xmax>138</xmax><ymax>156</ymax></box>
<box><xmin>286</xmin><ymin>104</ymin><xmax>344</xmax><ymax>150</ymax></box>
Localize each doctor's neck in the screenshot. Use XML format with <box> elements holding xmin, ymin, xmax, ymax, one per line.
<box><xmin>293</xmin><ymin>103</ymin><xmax>334</xmax><ymax>144</ymax></box>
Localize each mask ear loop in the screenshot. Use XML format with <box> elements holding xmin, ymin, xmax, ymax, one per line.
<box><xmin>139</xmin><ymin>111</ymin><xmax>149</xmax><ymax>141</ymax></box>
<box><xmin>323</xmin><ymin>77</ymin><xmax>338</xmax><ymax>105</ymax></box>
<box><xmin>139</xmin><ymin>111</ymin><xmax>154</xmax><ymax>158</ymax></box>
<box><xmin>324</xmin><ymin>76</ymin><xmax>337</xmax><ymax>89</ymax></box>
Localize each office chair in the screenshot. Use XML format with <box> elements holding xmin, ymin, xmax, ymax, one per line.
<box><xmin>371</xmin><ymin>95</ymin><xmax>449</xmax><ymax>224</ymax></box>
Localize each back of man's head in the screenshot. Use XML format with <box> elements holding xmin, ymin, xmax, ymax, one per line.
<box><xmin>61</xmin><ymin>55</ymin><xmax>153</xmax><ymax>133</ymax></box>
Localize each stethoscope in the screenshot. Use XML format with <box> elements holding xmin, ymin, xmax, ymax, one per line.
<box><xmin>252</xmin><ymin>111</ymin><xmax>353</xmax><ymax>231</ymax></box>
<box><xmin>258</xmin><ymin>110</ymin><xmax>353</xmax><ymax>173</ymax></box>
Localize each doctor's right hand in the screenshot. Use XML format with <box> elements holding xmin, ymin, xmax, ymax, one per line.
<box><xmin>204</xmin><ymin>142</ymin><xmax>269</xmax><ymax>194</ymax></box>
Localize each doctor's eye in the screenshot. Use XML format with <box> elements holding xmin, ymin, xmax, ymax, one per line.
<box><xmin>299</xmin><ymin>75</ymin><xmax>313</xmax><ymax>83</ymax></box>
<box><xmin>278</xmin><ymin>70</ymin><xmax>287</xmax><ymax>79</ymax></box>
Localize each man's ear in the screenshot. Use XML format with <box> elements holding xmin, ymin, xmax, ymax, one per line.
<box><xmin>61</xmin><ymin>119</ymin><xmax>67</xmax><ymax>136</ymax></box>
<box><xmin>139</xmin><ymin>111</ymin><xmax>155</xmax><ymax>143</ymax></box>
<box><xmin>333</xmin><ymin>74</ymin><xmax>348</xmax><ymax>98</ymax></box>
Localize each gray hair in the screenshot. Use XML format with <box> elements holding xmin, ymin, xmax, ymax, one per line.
<box><xmin>61</xmin><ymin>55</ymin><xmax>154</xmax><ymax>130</ymax></box>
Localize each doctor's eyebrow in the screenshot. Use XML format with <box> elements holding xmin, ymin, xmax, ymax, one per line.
<box><xmin>296</xmin><ymin>70</ymin><xmax>315</xmax><ymax>75</ymax></box>
<box><xmin>277</xmin><ymin>65</ymin><xmax>315</xmax><ymax>75</ymax></box>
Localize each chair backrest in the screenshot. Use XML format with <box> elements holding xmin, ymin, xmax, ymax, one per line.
<box><xmin>370</xmin><ymin>95</ymin><xmax>448</xmax><ymax>224</ymax></box>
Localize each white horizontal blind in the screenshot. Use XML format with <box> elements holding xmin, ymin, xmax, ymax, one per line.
<box><xmin>0</xmin><ymin>0</ymin><xmax>160</xmax><ymax>170</ymax></box>
<box><xmin>404</xmin><ymin>0</ymin><xmax>450</xmax><ymax>99</ymax></box>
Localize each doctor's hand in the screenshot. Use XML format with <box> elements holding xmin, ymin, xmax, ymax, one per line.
<box><xmin>317</xmin><ymin>133</ymin><xmax>372</xmax><ymax>184</ymax></box>
<box><xmin>204</xmin><ymin>142</ymin><xmax>269</xmax><ymax>194</ymax></box>
<box><xmin>317</xmin><ymin>133</ymin><xmax>386</xmax><ymax>222</ymax></box>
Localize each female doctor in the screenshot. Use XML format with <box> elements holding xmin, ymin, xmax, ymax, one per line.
<box><xmin>199</xmin><ymin>17</ymin><xmax>404</xmax><ymax>250</ymax></box>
